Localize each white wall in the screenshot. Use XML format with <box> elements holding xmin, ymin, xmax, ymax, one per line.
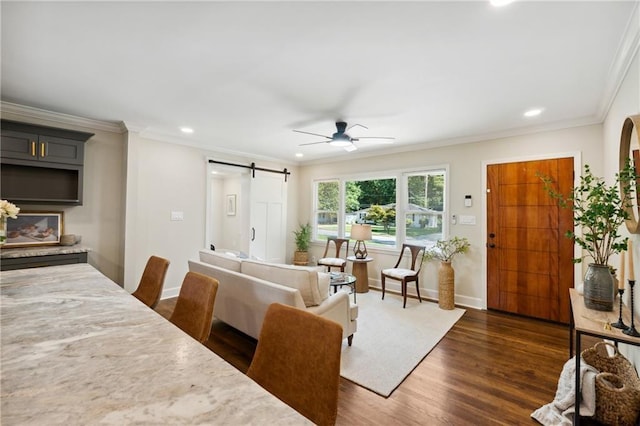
<box><xmin>122</xmin><ymin>131</ymin><xmax>300</xmax><ymax>297</ymax></box>
<box><xmin>298</xmin><ymin>124</ymin><xmax>603</xmax><ymax>308</ymax></box>
<box><xmin>1</xmin><ymin>108</ymin><xmax>126</xmax><ymax>284</ymax></box>
<box><xmin>603</xmin><ymin>29</ymin><xmax>640</xmax><ymax>366</ymax></box>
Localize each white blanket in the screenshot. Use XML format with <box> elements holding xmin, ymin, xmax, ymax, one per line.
<box><xmin>531</xmin><ymin>356</ymin><xmax>598</xmax><ymax>425</ymax></box>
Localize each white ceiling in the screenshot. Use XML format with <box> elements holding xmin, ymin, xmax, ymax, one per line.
<box><xmin>1</xmin><ymin>1</ymin><xmax>637</xmax><ymax>164</ymax></box>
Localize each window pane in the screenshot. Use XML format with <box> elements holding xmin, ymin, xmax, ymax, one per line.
<box><xmin>315</xmin><ymin>181</ymin><xmax>339</xmax><ymax>240</ymax></box>
<box><xmin>405</xmin><ymin>171</ymin><xmax>445</xmax><ymax>246</ymax></box>
<box><xmin>346</xmin><ymin>178</ymin><xmax>396</xmax><ymax>247</ymax></box>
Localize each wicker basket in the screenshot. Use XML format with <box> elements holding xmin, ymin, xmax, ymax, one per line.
<box><xmin>582</xmin><ymin>342</ymin><xmax>640</xmax><ymax>425</ymax></box>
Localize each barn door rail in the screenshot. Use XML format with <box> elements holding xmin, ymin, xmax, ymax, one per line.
<box><xmin>208</xmin><ymin>159</ymin><xmax>290</xmax><ymax>182</ymax></box>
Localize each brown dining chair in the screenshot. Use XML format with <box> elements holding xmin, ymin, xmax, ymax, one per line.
<box><xmin>132</xmin><ymin>255</ymin><xmax>170</xmax><ymax>309</ymax></box>
<box><xmin>169</xmin><ymin>272</ymin><xmax>218</xmax><ymax>343</ymax></box>
<box><xmin>381</xmin><ymin>244</ymin><xmax>426</xmax><ymax>308</ymax></box>
<box><xmin>317</xmin><ymin>238</ymin><xmax>349</xmax><ymax>272</ymax></box>
<box><xmin>247</xmin><ymin>303</ymin><xmax>342</xmax><ymax>426</ymax></box>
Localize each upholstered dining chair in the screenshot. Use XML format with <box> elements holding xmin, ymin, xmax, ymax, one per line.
<box><xmin>132</xmin><ymin>255</ymin><xmax>170</xmax><ymax>309</ymax></box>
<box><xmin>169</xmin><ymin>272</ymin><xmax>219</xmax><ymax>343</ymax></box>
<box><xmin>247</xmin><ymin>303</ymin><xmax>342</xmax><ymax>426</ymax></box>
<box><xmin>317</xmin><ymin>238</ymin><xmax>349</xmax><ymax>272</ymax></box>
<box><xmin>381</xmin><ymin>244</ymin><xmax>426</xmax><ymax>308</ymax></box>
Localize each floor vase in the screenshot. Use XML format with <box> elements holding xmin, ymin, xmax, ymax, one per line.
<box><xmin>438</xmin><ymin>261</ymin><xmax>455</xmax><ymax>310</ymax></box>
<box><xmin>583</xmin><ymin>263</ymin><xmax>614</xmax><ymax>311</ymax></box>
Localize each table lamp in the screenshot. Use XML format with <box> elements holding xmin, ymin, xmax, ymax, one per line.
<box><xmin>350</xmin><ymin>224</ymin><xmax>372</xmax><ymax>259</ymax></box>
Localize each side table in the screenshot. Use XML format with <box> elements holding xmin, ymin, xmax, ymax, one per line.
<box><xmin>347</xmin><ymin>256</ymin><xmax>373</xmax><ymax>293</ymax></box>
<box><xmin>569</xmin><ymin>288</ymin><xmax>640</xmax><ymax>425</ymax></box>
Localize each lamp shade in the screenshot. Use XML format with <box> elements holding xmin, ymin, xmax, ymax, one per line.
<box><xmin>350</xmin><ymin>224</ymin><xmax>372</xmax><ymax>241</ymax></box>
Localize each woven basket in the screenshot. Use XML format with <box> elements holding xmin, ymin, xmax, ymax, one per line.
<box><xmin>582</xmin><ymin>342</ymin><xmax>640</xmax><ymax>425</ymax></box>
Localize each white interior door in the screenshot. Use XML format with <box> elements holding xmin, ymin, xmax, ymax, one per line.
<box><xmin>250</xmin><ymin>171</ymin><xmax>287</xmax><ymax>263</ymax></box>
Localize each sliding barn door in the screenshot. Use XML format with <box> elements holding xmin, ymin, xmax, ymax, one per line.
<box><xmin>486</xmin><ymin>157</ymin><xmax>574</xmax><ymax>323</ymax></box>
<box><xmin>250</xmin><ymin>171</ymin><xmax>287</xmax><ymax>263</ymax></box>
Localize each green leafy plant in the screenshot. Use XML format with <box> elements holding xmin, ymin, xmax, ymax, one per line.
<box><xmin>424</xmin><ymin>236</ymin><xmax>471</xmax><ymax>262</ymax></box>
<box><xmin>293</xmin><ymin>222</ymin><xmax>312</xmax><ymax>252</ymax></box>
<box><xmin>540</xmin><ymin>159</ymin><xmax>637</xmax><ymax>265</ymax></box>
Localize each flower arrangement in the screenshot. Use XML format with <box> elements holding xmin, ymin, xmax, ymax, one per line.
<box><xmin>1</xmin><ymin>200</ymin><xmax>20</xmax><ymax>221</ymax></box>
<box><xmin>0</xmin><ymin>200</ymin><xmax>20</xmax><ymax>245</ymax></box>
<box><xmin>424</xmin><ymin>236</ymin><xmax>470</xmax><ymax>263</ymax></box>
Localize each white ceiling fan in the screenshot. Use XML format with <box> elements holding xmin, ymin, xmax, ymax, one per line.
<box><xmin>294</xmin><ymin>121</ymin><xmax>395</xmax><ymax>152</ymax></box>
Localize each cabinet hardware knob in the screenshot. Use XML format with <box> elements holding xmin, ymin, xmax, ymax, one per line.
<box><xmin>40</xmin><ymin>142</ymin><xmax>46</xmax><ymax>158</ymax></box>
<box><xmin>31</xmin><ymin>141</ymin><xmax>36</xmax><ymax>156</ymax></box>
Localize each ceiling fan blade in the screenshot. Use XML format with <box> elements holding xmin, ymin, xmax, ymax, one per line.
<box><xmin>293</xmin><ymin>129</ymin><xmax>332</xmax><ymax>139</ymax></box>
<box><xmin>347</xmin><ymin>123</ymin><xmax>368</xmax><ymax>132</ymax></box>
<box><xmin>298</xmin><ymin>140</ymin><xmax>330</xmax><ymax>146</ymax></box>
<box><xmin>356</xmin><ymin>136</ymin><xmax>395</xmax><ymax>140</ymax></box>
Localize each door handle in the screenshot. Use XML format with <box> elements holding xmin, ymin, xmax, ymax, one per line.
<box><xmin>251</xmin><ymin>227</ymin><xmax>255</xmax><ymax>241</ymax></box>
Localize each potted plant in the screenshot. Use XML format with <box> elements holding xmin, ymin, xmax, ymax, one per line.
<box><xmin>293</xmin><ymin>223</ymin><xmax>312</xmax><ymax>266</ymax></box>
<box><xmin>424</xmin><ymin>236</ymin><xmax>470</xmax><ymax>310</ymax></box>
<box><xmin>540</xmin><ymin>159</ymin><xmax>637</xmax><ymax>311</ymax></box>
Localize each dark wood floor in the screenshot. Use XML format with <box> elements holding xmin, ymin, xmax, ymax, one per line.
<box><xmin>156</xmin><ymin>292</ymin><xmax>598</xmax><ymax>425</ymax></box>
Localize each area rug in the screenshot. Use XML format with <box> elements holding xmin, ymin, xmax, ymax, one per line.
<box><xmin>340</xmin><ymin>290</ymin><xmax>465</xmax><ymax>397</ymax></box>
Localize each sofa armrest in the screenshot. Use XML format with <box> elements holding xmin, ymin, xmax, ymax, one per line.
<box><xmin>306</xmin><ymin>291</ymin><xmax>357</xmax><ymax>339</ymax></box>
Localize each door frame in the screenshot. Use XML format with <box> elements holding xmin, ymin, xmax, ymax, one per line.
<box><xmin>480</xmin><ymin>151</ymin><xmax>582</xmax><ymax>309</ymax></box>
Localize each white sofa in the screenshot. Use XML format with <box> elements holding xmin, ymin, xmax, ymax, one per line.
<box><xmin>188</xmin><ymin>249</ymin><xmax>358</xmax><ymax>345</ymax></box>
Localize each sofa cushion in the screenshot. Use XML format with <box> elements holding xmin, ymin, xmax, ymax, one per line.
<box><xmin>318</xmin><ymin>272</ymin><xmax>330</xmax><ymax>301</ymax></box>
<box><xmin>199</xmin><ymin>249</ymin><xmax>242</xmax><ymax>272</ymax></box>
<box><xmin>241</xmin><ymin>259</ymin><xmax>323</xmax><ymax>307</ymax></box>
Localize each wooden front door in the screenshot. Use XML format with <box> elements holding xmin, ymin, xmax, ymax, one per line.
<box><xmin>487</xmin><ymin>157</ymin><xmax>574</xmax><ymax>323</ymax></box>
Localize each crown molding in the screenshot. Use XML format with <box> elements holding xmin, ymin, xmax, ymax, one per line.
<box><xmin>0</xmin><ymin>101</ymin><xmax>126</xmax><ymax>133</ymax></box>
<box><xmin>597</xmin><ymin>1</ymin><xmax>640</xmax><ymax>119</ymax></box>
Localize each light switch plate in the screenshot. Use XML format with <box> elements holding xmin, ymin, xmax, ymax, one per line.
<box><xmin>170</xmin><ymin>211</ymin><xmax>184</xmax><ymax>221</ymax></box>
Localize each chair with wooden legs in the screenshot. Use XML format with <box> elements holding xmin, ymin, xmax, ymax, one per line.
<box><xmin>247</xmin><ymin>303</ymin><xmax>342</xmax><ymax>426</ymax></box>
<box><xmin>169</xmin><ymin>272</ymin><xmax>218</xmax><ymax>343</ymax></box>
<box><xmin>317</xmin><ymin>238</ymin><xmax>349</xmax><ymax>272</ymax></box>
<box><xmin>132</xmin><ymin>255</ymin><xmax>170</xmax><ymax>309</ymax></box>
<box><xmin>381</xmin><ymin>244</ymin><xmax>426</xmax><ymax>308</ymax></box>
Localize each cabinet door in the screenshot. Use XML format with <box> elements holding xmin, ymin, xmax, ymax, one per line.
<box><xmin>1</xmin><ymin>130</ymin><xmax>39</xmax><ymax>161</ymax></box>
<box><xmin>1</xmin><ymin>131</ymin><xmax>84</xmax><ymax>165</ymax></box>
<box><xmin>40</xmin><ymin>136</ymin><xmax>84</xmax><ymax>165</ymax></box>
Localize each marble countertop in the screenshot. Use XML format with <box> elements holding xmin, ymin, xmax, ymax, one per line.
<box><xmin>0</xmin><ymin>244</ymin><xmax>91</xmax><ymax>259</ymax></box>
<box><xmin>0</xmin><ymin>264</ymin><xmax>311</xmax><ymax>425</ymax></box>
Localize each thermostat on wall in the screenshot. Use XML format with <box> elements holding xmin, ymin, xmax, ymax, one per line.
<box><xmin>464</xmin><ymin>195</ymin><xmax>472</xmax><ymax>207</ymax></box>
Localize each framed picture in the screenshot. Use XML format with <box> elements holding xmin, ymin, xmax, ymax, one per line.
<box><xmin>4</xmin><ymin>211</ymin><xmax>63</xmax><ymax>248</ymax></box>
<box><xmin>226</xmin><ymin>194</ymin><xmax>236</xmax><ymax>216</ymax></box>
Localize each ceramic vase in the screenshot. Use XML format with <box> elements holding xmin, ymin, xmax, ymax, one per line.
<box><xmin>583</xmin><ymin>263</ymin><xmax>614</xmax><ymax>311</ymax></box>
<box><xmin>438</xmin><ymin>261</ymin><xmax>455</xmax><ymax>310</ymax></box>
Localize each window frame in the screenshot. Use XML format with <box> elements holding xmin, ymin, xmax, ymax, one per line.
<box><xmin>312</xmin><ymin>165</ymin><xmax>449</xmax><ymax>252</ymax></box>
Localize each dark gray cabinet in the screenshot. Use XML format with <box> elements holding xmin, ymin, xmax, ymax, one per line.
<box><xmin>1</xmin><ymin>120</ymin><xmax>93</xmax><ymax>205</ymax></box>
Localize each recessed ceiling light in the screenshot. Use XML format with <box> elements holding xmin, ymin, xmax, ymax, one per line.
<box><xmin>180</xmin><ymin>127</ymin><xmax>194</xmax><ymax>134</ymax></box>
<box><xmin>490</xmin><ymin>0</ymin><xmax>515</xmax><ymax>6</ymax></box>
<box><xmin>295</xmin><ymin>153</ymin><xmax>304</xmax><ymax>158</ymax></box>
<box><xmin>524</xmin><ymin>108</ymin><xmax>543</xmax><ymax>118</ymax></box>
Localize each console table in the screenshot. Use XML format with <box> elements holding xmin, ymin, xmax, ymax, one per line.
<box><xmin>0</xmin><ymin>263</ymin><xmax>311</xmax><ymax>424</ymax></box>
<box><xmin>569</xmin><ymin>288</ymin><xmax>640</xmax><ymax>425</ymax></box>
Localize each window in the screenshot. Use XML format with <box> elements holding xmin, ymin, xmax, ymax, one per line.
<box><xmin>405</xmin><ymin>171</ymin><xmax>444</xmax><ymax>246</ymax></box>
<box><xmin>345</xmin><ymin>177</ymin><xmax>397</xmax><ymax>247</ymax></box>
<box><xmin>315</xmin><ymin>180</ymin><xmax>339</xmax><ymax>240</ymax></box>
<box><xmin>313</xmin><ymin>167</ymin><xmax>447</xmax><ymax>249</ymax></box>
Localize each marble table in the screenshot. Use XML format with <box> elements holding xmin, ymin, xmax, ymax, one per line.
<box><xmin>1</xmin><ymin>263</ymin><xmax>311</xmax><ymax>425</ymax></box>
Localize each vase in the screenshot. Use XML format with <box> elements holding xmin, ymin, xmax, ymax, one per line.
<box><xmin>583</xmin><ymin>263</ymin><xmax>614</xmax><ymax>311</ymax></box>
<box><xmin>438</xmin><ymin>261</ymin><xmax>455</xmax><ymax>310</ymax></box>
<box><xmin>0</xmin><ymin>217</ymin><xmax>6</xmax><ymax>246</ymax></box>
<box><xmin>293</xmin><ymin>251</ymin><xmax>308</xmax><ymax>266</ymax></box>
